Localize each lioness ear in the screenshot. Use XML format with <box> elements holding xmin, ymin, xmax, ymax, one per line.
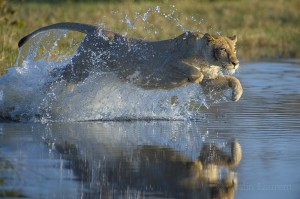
<box><xmin>228</xmin><ymin>35</ymin><xmax>237</xmax><ymax>43</ymax></box>
<box><xmin>204</xmin><ymin>33</ymin><xmax>214</xmax><ymax>43</ymax></box>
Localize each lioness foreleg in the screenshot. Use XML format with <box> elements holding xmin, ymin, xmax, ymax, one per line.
<box><xmin>201</xmin><ymin>75</ymin><xmax>243</xmax><ymax>101</ymax></box>
<box><xmin>188</xmin><ymin>72</ymin><xmax>204</xmax><ymax>84</ymax></box>
<box><xmin>171</xmin><ymin>62</ymin><xmax>204</xmax><ymax>84</ymax></box>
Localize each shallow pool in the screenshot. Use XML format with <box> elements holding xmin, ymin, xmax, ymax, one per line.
<box><xmin>1</xmin><ymin>61</ymin><xmax>300</xmax><ymax>199</ymax></box>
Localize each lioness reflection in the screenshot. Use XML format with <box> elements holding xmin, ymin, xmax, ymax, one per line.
<box><xmin>53</xmin><ymin>139</ymin><xmax>242</xmax><ymax>199</ymax></box>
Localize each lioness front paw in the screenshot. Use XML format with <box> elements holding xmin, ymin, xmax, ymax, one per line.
<box><xmin>231</xmin><ymin>78</ymin><xmax>243</xmax><ymax>101</ymax></box>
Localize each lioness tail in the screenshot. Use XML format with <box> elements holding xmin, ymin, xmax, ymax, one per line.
<box><xmin>18</xmin><ymin>22</ymin><xmax>98</xmax><ymax>48</ymax></box>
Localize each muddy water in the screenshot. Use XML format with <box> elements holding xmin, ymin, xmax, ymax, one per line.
<box><xmin>1</xmin><ymin>61</ymin><xmax>300</xmax><ymax>199</ymax></box>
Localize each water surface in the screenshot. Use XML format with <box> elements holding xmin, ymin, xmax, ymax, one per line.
<box><xmin>1</xmin><ymin>61</ymin><xmax>300</xmax><ymax>199</ymax></box>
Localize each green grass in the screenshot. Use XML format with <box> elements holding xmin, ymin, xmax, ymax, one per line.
<box><xmin>1</xmin><ymin>0</ymin><xmax>299</xmax><ymax>75</ymax></box>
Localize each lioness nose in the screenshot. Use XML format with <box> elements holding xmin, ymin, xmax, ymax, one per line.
<box><xmin>232</xmin><ymin>61</ymin><xmax>239</xmax><ymax>68</ymax></box>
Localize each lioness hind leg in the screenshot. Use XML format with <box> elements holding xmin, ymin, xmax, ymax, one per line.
<box><xmin>50</xmin><ymin>63</ymin><xmax>89</xmax><ymax>84</ymax></box>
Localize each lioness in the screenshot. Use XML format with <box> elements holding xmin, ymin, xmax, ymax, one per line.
<box><xmin>19</xmin><ymin>22</ymin><xmax>243</xmax><ymax>101</ymax></box>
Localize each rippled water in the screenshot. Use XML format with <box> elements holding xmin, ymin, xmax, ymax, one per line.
<box><xmin>1</xmin><ymin>61</ymin><xmax>299</xmax><ymax>199</ymax></box>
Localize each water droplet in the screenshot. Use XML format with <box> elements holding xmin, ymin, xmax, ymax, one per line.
<box><xmin>155</xmin><ymin>6</ymin><xmax>160</xmax><ymax>13</ymax></box>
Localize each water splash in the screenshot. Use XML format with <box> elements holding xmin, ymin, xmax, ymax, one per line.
<box><xmin>115</xmin><ymin>5</ymin><xmax>204</xmax><ymax>39</ymax></box>
<box><xmin>0</xmin><ymin>7</ymin><xmax>213</xmax><ymax>122</ymax></box>
<box><xmin>0</xmin><ymin>55</ymin><xmax>207</xmax><ymax>121</ymax></box>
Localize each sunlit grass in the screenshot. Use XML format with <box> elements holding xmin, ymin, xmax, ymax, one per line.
<box><xmin>1</xmin><ymin>0</ymin><xmax>299</xmax><ymax>75</ymax></box>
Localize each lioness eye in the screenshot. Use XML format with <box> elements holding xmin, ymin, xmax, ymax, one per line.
<box><xmin>218</xmin><ymin>48</ymin><xmax>227</xmax><ymax>54</ymax></box>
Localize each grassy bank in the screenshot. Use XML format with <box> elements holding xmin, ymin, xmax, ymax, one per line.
<box><xmin>0</xmin><ymin>0</ymin><xmax>299</xmax><ymax>74</ymax></box>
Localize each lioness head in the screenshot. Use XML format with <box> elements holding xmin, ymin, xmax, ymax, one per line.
<box><xmin>202</xmin><ymin>33</ymin><xmax>239</xmax><ymax>74</ymax></box>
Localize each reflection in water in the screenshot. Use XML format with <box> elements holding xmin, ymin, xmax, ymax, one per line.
<box><xmin>45</xmin><ymin>122</ymin><xmax>242</xmax><ymax>199</ymax></box>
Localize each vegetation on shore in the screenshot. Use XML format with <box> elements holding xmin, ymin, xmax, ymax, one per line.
<box><xmin>0</xmin><ymin>0</ymin><xmax>299</xmax><ymax>75</ymax></box>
